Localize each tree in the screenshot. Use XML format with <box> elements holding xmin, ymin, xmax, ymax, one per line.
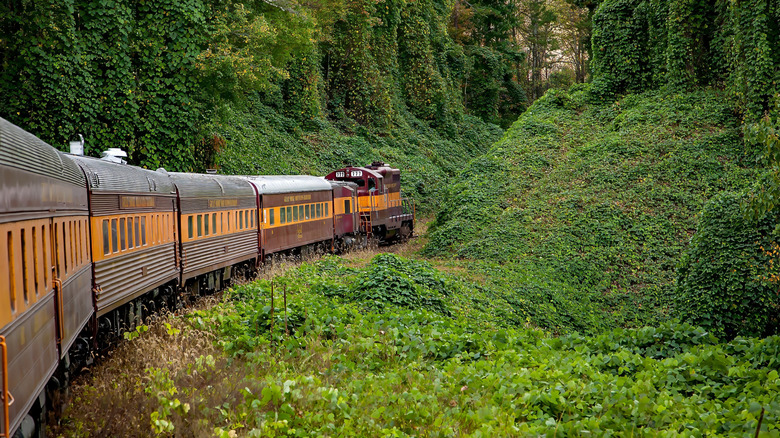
<box><xmin>517</xmin><ymin>0</ymin><xmax>558</xmax><ymax>100</ymax></box>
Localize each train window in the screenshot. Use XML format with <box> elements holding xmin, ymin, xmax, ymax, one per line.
<box><xmin>299</xmin><ymin>206</ymin><xmax>304</xmax><ymax>221</ymax></box>
<box><xmin>141</xmin><ymin>217</ymin><xmax>147</xmax><ymax>246</ymax></box>
<box><xmin>212</xmin><ymin>213</ymin><xmax>217</xmax><ymax>236</ymax></box>
<box><xmin>286</xmin><ymin>207</ymin><xmax>292</xmax><ymax>223</ymax></box>
<box><xmin>204</xmin><ymin>214</ymin><xmax>210</xmax><ymax>236</ymax></box>
<box><xmin>280</xmin><ymin>207</ymin><xmax>285</xmax><ymax>224</ymax></box>
<box><xmin>250</xmin><ymin>210</ymin><xmax>254</xmax><ymax>228</ymax></box>
<box><xmin>21</xmin><ymin>229</ymin><xmax>28</xmax><ymax>304</ymax></box>
<box><xmin>33</xmin><ymin>227</ymin><xmax>39</xmax><ymax>296</ymax></box>
<box><xmin>220</xmin><ymin>212</ymin><xmax>224</xmax><ymax>234</ymax></box>
<box><xmin>80</xmin><ymin>221</ymin><xmax>85</xmax><ymax>265</ymax></box>
<box><xmin>65</xmin><ymin>222</ymin><xmax>71</xmax><ymax>273</ymax></box>
<box><xmin>269</xmin><ymin>209</ymin><xmax>275</xmax><ymax>226</ymax></box>
<box><xmin>305</xmin><ymin>204</ymin><xmax>310</xmax><ymax>220</ymax></box>
<box><xmin>101</xmin><ymin>220</ymin><xmax>109</xmax><ymax>255</ymax></box>
<box><xmin>76</xmin><ymin>221</ymin><xmax>81</xmax><ymax>266</ymax></box>
<box><xmin>317</xmin><ymin>203</ymin><xmax>322</xmax><ymax>218</ymax></box>
<box><xmin>188</xmin><ymin>216</ymin><xmax>193</xmax><ymax>239</ymax></box>
<box><xmin>63</xmin><ymin>223</ymin><xmax>68</xmax><ymax>272</ymax></box>
<box><xmin>120</xmin><ymin>218</ymin><xmax>126</xmax><ymax>251</ymax></box>
<box><xmin>78</xmin><ymin>220</ymin><xmax>82</xmax><ymax>265</ymax></box>
<box><xmin>325</xmin><ymin>203</ymin><xmax>329</xmax><ymax>217</ymax></box>
<box><xmin>344</xmin><ymin>200</ymin><xmax>350</xmax><ymax>214</ymax></box>
<box><xmin>128</xmin><ymin>217</ymin><xmax>134</xmax><ymax>249</ymax></box>
<box><xmin>239</xmin><ymin>210</ymin><xmax>244</xmax><ymax>229</ymax></box>
<box><xmin>54</xmin><ymin>225</ymin><xmax>60</xmax><ymax>276</ymax></box>
<box><xmin>227</xmin><ymin>212</ymin><xmax>231</xmax><ymax>232</ymax></box>
<box><xmin>8</xmin><ymin>231</ymin><xmax>15</xmax><ymax>313</ymax></box>
<box><xmin>197</xmin><ymin>214</ymin><xmax>203</xmax><ymax>237</ymax></box>
<box><xmin>293</xmin><ymin>205</ymin><xmax>298</xmax><ymax>222</ymax></box>
<box><xmin>42</xmin><ymin>225</ymin><xmax>49</xmax><ymax>288</ymax></box>
<box><xmin>71</xmin><ymin>221</ymin><xmax>76</xmax><ymax>268</ymax></box>
<box><xmin>111</xmin><ymin>219</ymin><xmax>118</xmax><ymax>253</ymax></box>
<box><xmin>134</xmin><ymin>217</ymin><xmax>140</xmax><ymax>248</ymax></box>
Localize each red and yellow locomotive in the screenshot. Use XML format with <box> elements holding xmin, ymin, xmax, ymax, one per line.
<box><xmin>0</xmin><ymin>118</ymin><xmax>414</xmax><ymax>437</ymax></box>
<box><xmin>325</xmin><ymin>162</ymin><xmax>415</xmax><ymax>242</ymax></box>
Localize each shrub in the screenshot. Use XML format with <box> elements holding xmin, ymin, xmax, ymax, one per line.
<box><xmin>676</xmin><ymin>192</ymin><xmax>780</xmax><ymax>339</ymax></box>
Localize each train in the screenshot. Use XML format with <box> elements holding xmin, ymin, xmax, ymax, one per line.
<box><xmin>0</xmin><ymin>117</ymin><xmax>415</xmax><ymax>437</ymax></box>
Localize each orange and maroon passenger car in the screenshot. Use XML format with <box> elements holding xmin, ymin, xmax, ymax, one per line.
<box><xmin>1</xmin><ymin>118</ymin><xmax>91</xmax><ymax>436</ymax></box>
<box><xmin>71</xmin><ymin>155</ymin><xmax>179</xmax><ymax>337</ymax></box>
<box><xmin>168</xmin><ymin>173</ymin><xmax>258</xmax><ymax>294</ymax></box>
<box><xmin>242</xmin><ymin>175</ymin><xmax>334</xmax><ymax>260</ymax></box>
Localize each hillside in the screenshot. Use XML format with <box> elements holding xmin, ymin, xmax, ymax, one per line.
<box><xmin>424</xmin><ymin>86</ymin><xmax>761</xmax><ymax>328</ymax></box>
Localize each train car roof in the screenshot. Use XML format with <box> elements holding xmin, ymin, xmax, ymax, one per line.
<box><xmin>69</xmin><ymin>154</ymin><xmax>175</xmax><ymax>194</ymax></box>
<box><xmin>328</xmin><ymin>180</ymin><xmax>359</xmax><ymax>189</ymax></box>
<box><xmin>240</xmin><ymin>175</ymin><xmax>333</xmax><ymax>194</ymax></box>
<box><xmin>166</xmin><ymin>171</ymin><xmax>255</xmax><ymax>198</ymax></box>
<box><xmin>0</xmin><ymin>117</ymin><xmax>85</xmax><ymax>187</ymax></box>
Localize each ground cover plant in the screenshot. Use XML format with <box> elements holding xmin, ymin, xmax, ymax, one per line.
<box><xmin>424</xmin><ymin>85</ymin><xmax>763</xmax><ymax>328</ymax></box>
<box><xmin>56</xmin><ymin>254</ymin><xmax>780</xmax><ymax>437</ymax></box>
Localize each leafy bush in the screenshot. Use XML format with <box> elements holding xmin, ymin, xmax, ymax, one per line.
<box><xmin>349</xmin><ymin>254</ymin><xmax>450</xmax><ymax>314</ymax></box>
<box><xmin>675</xmin><ymin>192</ymin><xmax>780</xmax><ymax>339</ymax></box>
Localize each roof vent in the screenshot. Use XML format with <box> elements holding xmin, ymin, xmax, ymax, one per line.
<box><xmin>101</xmin><ymin>148</ymin><xmax>127</xmax><ymax>164</ymax></box>
<box><xmin>69</xmin><ymin>134</ymin><xmax>84</xmax><ymax>156</ymax></box>
<box><xmin>205</xmin><ymin>169</ymin><xmax>218</xmax><ymax>174</ymax></box>
<box><xmin>370</xmin><ymin>161</ymin><xmax>385</xmax><ymax>167</ymax></box>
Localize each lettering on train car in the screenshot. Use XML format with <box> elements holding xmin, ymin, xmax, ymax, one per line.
<box><xmin>120</xmin><ymin>196</ymin><xmax>155</xmax><ymax>209</ymax></box>
<box><xmin>335</xmin><ymin>171</ymin><xmax>346</xmax><ymax>178</ymax></box>
<box><xmin>283</xmin><ymin>194</ymin><xmax>312</xmax><ymax>203</ymax></box>
<box><xmin>349</xmin><ymin>170</ymin><xmax>363</xmax><ymax>177</ymax></box>
<box><xmin>208</xmin><ymin>199</ymin><xmax>239</xmax><ymax>208</ymax></box>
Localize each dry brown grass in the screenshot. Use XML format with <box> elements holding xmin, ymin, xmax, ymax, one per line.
<box><xmin>50</xmin><ymin>299</ymin><xmax>238</xmax><ymax>437</ymax></box>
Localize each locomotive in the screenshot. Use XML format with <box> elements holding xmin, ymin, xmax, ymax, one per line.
<box><xmin>0</xmin><ymin>117</ymin><xmax>414</xmax><ymax>437</ymax></box>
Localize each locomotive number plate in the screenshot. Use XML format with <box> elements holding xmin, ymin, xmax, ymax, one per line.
<box><xmin>336</xmin><ymin>171</ymin><xmax>346</xmax><ymax>178</ymax></box>
<box><xmin>350</xmin><ymin>170</ymin><xmax>363</xmax><ymax>177</ymax></box>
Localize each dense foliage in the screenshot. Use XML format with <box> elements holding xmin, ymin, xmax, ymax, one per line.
<box><xmin>0</xmin><ymin>0</ymin><xmax>515</xmax><ymax>173</ymax></box>
<box><xmin>59</xmin><ymin>256</ymin><xmax>780</xmax><ymax>437</ymax></box>
<box><xmin>425</xmin><ymin>86</ymin><xmax>761</xmax><ymax>329</ymax></box>
<box><xmin>591</xmin><ymin>0</ymin><xmax>780</xmax><ymax>120</ymax></box>
<box><xmin>0</xmin><ymin>0</ymin><xmax>211</xmax><ymax>169</ymax></box>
